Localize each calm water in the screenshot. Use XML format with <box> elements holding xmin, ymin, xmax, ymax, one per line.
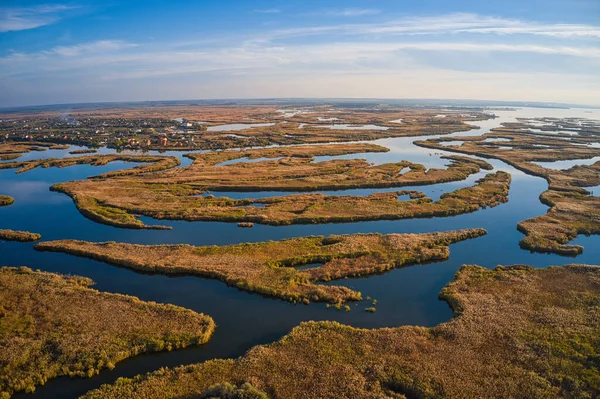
<box><xmin>3</xmin><ymin>107</ymin><xmax>600</xmax><ymax>399</ymax></box>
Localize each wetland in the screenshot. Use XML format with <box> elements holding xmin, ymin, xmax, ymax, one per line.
<box><xmin>1</xmin><ymin>104</ymin><xmax>600</xmax><ymax>398</ymax></box>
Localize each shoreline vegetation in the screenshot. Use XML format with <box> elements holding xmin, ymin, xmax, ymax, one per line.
<box><xmin>69</xmin><ymin>149</ymin><xmax>98</xmax><ymax>155</ymax></box>
<box><xmin>0</xmin><ymin>266</ymin><xmax>215</xmax><ymax>398</ymax></box>
<box><xmin>81</xmin><ymin>264</ymin><xmax>600</xmax><ymax>399</ymax></box>
<box><xmin>415</xmin><ymin>121</ymin><xmax>600</xmax><ymax>256</ymax></box>
<box><xmin>0</xmin><ymin>153</ymin><xmax>180</xmax><ymax>178</ymax></box>
<box><xmin>0</xmin><ymin>229</ymin><xmax>41</xmax><ymax>242</ymax></box>
<box><xmin>42</xmin><ymin>143</ymin><xmax>501</xmax><ymax>229</ymax></box>
<box><xmin>0</xmin><ymin>196</ymin><xmax>14</xmax><ymax>206</ymax></box>
<box><xmin>51</xmin><ymin>170</ymin><xmax>509</xmax><ymax>229</ymax></box>
<box><xmin>35</xmin><ymin>229</ymin><xmax>487</xmax><ymax>305</ymax></box>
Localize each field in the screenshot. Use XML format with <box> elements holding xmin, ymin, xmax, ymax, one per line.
<box><xmin>35</xmin><ymin>229</ymin><xmax>487</xmax><ymax>305</ymax></box>
<box><xmin>0</xmin><ymin>267</ymin><xmax>215</xmax><ymax>398</ymax></box>
<box><xmin>81</xmin><ymin>264</ymin><xmax>600</xmax><ymax>399</ymax></box>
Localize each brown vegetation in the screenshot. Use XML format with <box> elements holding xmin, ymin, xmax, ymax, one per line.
<box><xmin>0</xmin><ymin>229</ymin><xmax>41</xmax><ymax>242</ymax></box>
<box><xmin>35</xmin><ymin>229</ymin><xmax>487</xmax><ymax>305</ymax></box>
<box><xmin>47</xmin><ymin>143</ymin><xmax>496</xmax><ymax>229</ymax></box>
<box><xmin>416</xmin><ymin>122</ymin><xmax>600</xmax><ymax>255</ymax></box>
<box><xmin>0</xmin><ymin>196</ymin><xmax>14</xmax><ymax>206</ymax></box>
<box><xmin>82</xmin><ymin>264</ymin><xmax>600</xmax><ymax>399</ymax></box>
<box><xmin>1</xmin><ymin>105</ymin><xmax>490</xmax><ymax>151</ymax></box>
<box><xmin>0</xmin><ymin>153</ymin><xmax>180</xmax><ymax>178</ymax></box>
<box><xmin>51</xmin><ymin>170</ymin><xmax>508</xmax><ymax>228</ymax></box>
<box><xmin>0</xmin><ymin>266</ymin><xmax>215</xmax><ymax>398</ymax></box>
<box><xmin>69</xmin><ymin>149</ymin><xmax>98</xmax><ymax>155</ymax></box>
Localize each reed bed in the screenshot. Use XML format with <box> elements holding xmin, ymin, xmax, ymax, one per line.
<box><xmin>81</xmin><ymin>264</ymin><xmax>600</xmax><ymax>399</ymax></box>
<box><xmin>35</xmin><ymin>229</ymin><xmax>487</xmax><ymax>305</ymax></box>
<box><xmin>0</xmin><ymin>229</ymin><xmax>41</xmax><ymax>242</ymax></box>
<box><xmin>415</xmin><ymin>125</ymin><xmax>600</xmax><ymax>256</ymax></box>
<box><xmin>0</xmin><ymin>267</ymin><xmax>215</xmax><ymax>398</ymax></box>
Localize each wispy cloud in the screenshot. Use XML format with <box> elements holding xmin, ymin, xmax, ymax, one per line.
<box><xmin>2</xmin><ymin>12</ymin><xmax>599</xmax><ymax>106</ymax></box>
<box><xmin>254</xmin><ymin>8</ymin><xmax>281</xmax><ymax>14</ymax></box>
<box><xmin>266</xmin><ymin>13</ymin><xmax>600</xmax><ymax>40</ymax></box>
<box><xmin>45</xmin><ymin>40</ymin><xmax>137</xmax><ymax>56</ymax></box>
<box><xmin>0</xmin><ymin>4</ymin><xmax>79</xmax><ymax>32</ymax></box>
<box><xmin>322</xmin><ymin>8</ymin><xmax>381</xmax><ymax>17</ymax></box>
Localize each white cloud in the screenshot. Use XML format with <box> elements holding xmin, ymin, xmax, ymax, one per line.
<box><xmin>267</xmin><ymin>13</ymin><xmax>600</xmax><ymax>40</ymax></box>
<box><xmin>1</xmin><ymin>12</ymin><xmax>599</xmax><ymax>106</ymax></box>
<box><xmin>0</xmin><ymin>4</ymin><xmax>79</xmax><ymax>32</ymax></box>
<box><xmin>322</xmin><ymin>8</ymin><xmax>381</xmax><ymax>17</ymax></box>
<box><xmin>45</xmin><ymin>40</ymin><xmax>138</xmax><ymax>57</ymax></box>
<box><xmin>254</xmin><ymin>8</ymin><xmax>281</xmax><ymax>14</ymax></box>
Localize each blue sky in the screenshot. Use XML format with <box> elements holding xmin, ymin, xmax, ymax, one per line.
<box><xmin>0</xmin><ymin>0</ymin><xmax>599</xmax><ymax>107</ymax></box>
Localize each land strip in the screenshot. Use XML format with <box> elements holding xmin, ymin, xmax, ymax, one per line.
<box><xmin>0</xmin><ymin>266</ymin><xmax>215</xmax><ymax>398</ymax></box>
<box><xmin>35</xmin><ymin>229</ymin><xmax>487</xmax><ymax>305</ymax></box>
<box><xmin>0</xmin><ymin>196</ymin><xmax>14</xmax><ymax>206</ymax></box>
<box><xmin>0</xmin><ymin>229</ymin><xmax>41</xmax><ymax>242</ymax></box>
<box><xmin>45</xmin><ymin>144</ymin><xmax>498</xmax><ymax>229</ymax></box>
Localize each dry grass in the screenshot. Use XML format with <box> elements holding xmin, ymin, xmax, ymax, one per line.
<box><xmin>0</xmin><ymin>266</ymin><xmax>215</xmax><ymax>398</ymax></box>
<box><xmin>81</xmin><ymin>264</ymin><xmax>600</xmax><ymax>399</ymax></box>
<box><xmin>0</xmin><ymin>142</ymin><xmax>51</xmax><ymax>160</ymax></box>
<box><xmin>35</xmin><ymin>229</ymin><xmax>487</xmax><ymax>305</ymax></box>
<box><xmin>415</xmin><ymin>124</ymin><xmax>600</xmax><ymax>255</ymax></box>
<box><xmin>0</xmin><ymin>196</ymin><xmax>14</xmax><ymax>207</ymax></box>
<box><xmin>0</xmin><ymin>154</ymin><xmax>180</xmax><ymax>177</ymax></box>
<box><xmin>0</xmin><ymin>229</ymin><xmax>41</xmax><ymax>242</ymax></box>
<box><xmin>51</xmin><ymin>170</ymin><xmax>508</xmax><ymax>228</ymax></box>
<box><xmin>48</xmin><ymin>144</ymin><xmax>496</xmax><ymax>229</ymax></box>
<box><xmin>518</xmin><ymin>190</ymin><xmax>600</xmax><ymax>256</ymax></box>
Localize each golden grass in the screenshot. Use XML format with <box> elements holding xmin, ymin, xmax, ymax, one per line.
<box><xmin>0</xmin><ymin>266</ymin><xmax>215</xmax><ymax>398</ymax></box>
<box><xmin>0</xmin><ymin>196</ymin><xmax>14</xmax><ymax>207</ymax></box>
<box><xmin>0</xmin><ymin>154</ymin><xmax>180</xmax><ymax>177</ymax></box>
<box><xmin>518</xmin><ymin>190</ymin><xmax>600</xmax><ymax>256</ymax></box>
<box><xmin>48</xmin><ymin>144</ymin><xmax>496</xmax><ymax>229</ymax></box>
<box><xmin>35</xmin><ymin>229</ymin><xmax>487</xmax><ymax>305</ymax></box>
<box><xmin>51</xmin><ymin>171</ymin><xmax>508</xmax><ymax>228</ymax></box>
<box><xmin>81</xmin><ymin>264</ymin><xmax>600</xmax><ymax>399</ymax></box>
<box><xmin>415</xmin><ymin>126</ymin><xmax>600</xmax><ymax>255</ymax></box>
<box><xmin>0</xmin><ymin>230</ymin><xmax>41</xmax><ymax>242</ymax></box>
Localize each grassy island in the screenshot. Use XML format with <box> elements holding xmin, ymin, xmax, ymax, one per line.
<box><xmin>0</xmin><ymin>266</ymin><xmax>215</xmax><ymax>398</ymax></box>
<box><xmin>35</xmin><ymin>229</ymin><xmax>487</xmax><ymax>305</ymax></box>
<box><xmin>69</xmin><ymin>149</ymin><xmax>98</xmax><ymax>155</ymax></box>
<box><xmin>47</xmin><ymin>143</ymin><xmax>499</xmax><ymax>229</ymax></box>
<box><xmin>53</xmin><ymin>171</ymin><xmax>509</xmax><ymax>228</ymax></box>
<box><xmin>0</xmin><ymin>229</ymin><xmax>41</xmax><ymax>242</ymax></box>
<box><xmin>0</xmin><ymin>153</ymin><xmax>180</xmax><ymax>177</ymax></box>
<box><xmin>0</xmin><ymin>196</ymin><xmax>14</xmax><ymax>206</ymax></box>
<box><xmin>81</xmin><ymin>264</ymin><xmax>600</xmax><ymax>399</ymax></box>
<box><xmin>415</xmin><ymin>123</ymin><xmax>600</xmax><ymax>255</ymax></box>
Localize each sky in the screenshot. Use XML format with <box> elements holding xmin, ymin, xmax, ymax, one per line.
<box><xmin>0</xmin><ymin>0</ymin><xmax>599</xmax><ymax>107</ymax></box>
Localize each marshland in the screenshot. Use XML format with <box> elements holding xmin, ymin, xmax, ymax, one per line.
<box><xmin>2</xmin><ymin>105</ymin><xmax>600</xmax><ymax>398</ymax></box>
<box><xmin>0</xmin><ymin>266</ymin><xmax>215</xmax><ymax>398</ymax></box>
